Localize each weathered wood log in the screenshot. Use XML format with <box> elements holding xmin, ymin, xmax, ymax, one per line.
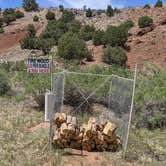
<box><xmin>66</xmin><ymin>115</ymin><xmax>72</xmax><ymax>124</ymax></box>
<box><xmin>53</xmin><ymin>113</ymin><xmax>67</xmax><ymax>127</ymax></box>
<box><xmin>60</xmin><ymin>123</ymin><xmax>68</xmax><ymax>138</ymax></box>
<box><xmin>103</xmin><ymin>122</ymin><xmax>116</xmax><ymax>137</ymax></box>
<box><xmin>70</xmin><ymin>140</ymin><xmax>82</xmax><ymax>149</ymax></box>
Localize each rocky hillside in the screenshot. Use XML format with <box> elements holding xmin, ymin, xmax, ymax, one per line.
<box><xmin>0</xmin><ymin>5</ymin><xmax>166</xmax><ymax>68</ymax></box>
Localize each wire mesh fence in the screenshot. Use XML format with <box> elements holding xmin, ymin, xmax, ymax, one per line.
<box><xmin>49</xmin><ymin>69</ymin><xmax>136</xmax><ymax>151</ymax></box>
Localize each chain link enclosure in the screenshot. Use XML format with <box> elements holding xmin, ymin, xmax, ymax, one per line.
<box><xmin>49</xmin><ymin>68</ymin><xmax>136</xmax><ymax>151</ymax></box>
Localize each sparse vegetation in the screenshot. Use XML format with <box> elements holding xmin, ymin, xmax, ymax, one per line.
<box><xmin>104</xmin><ymin>46</ymin><xmax>127</xmax><ymax>66</ymax></box>
<box><xmin>0</xmin><ymin>27</ymin><xmax>4</xmax><ymax>33</ymax></box>
<box><xmin>138</xmin><ymin>16</ymin><xmax>153</xmax><ymax>28</ymax></box>
<box><xmin>22</xmin><ymin>0</ymin><xmax>38</xmax><ymax>11</ymax></box>
<box><xmin>46</xmin><ymin>10</ymin><xmax>55</xmax><ymax>20</ymax></box>
<box><xmin>154</xmin><ymin>0</ymin><xmax>163</xmax><ymax>7</ymax></box>
<box><xmin>0</xmin><ymin>17</ymin><xmax>3</xmax><ymax>27</ymax></box>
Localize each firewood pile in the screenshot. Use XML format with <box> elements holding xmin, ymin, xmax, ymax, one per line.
<box><xmin>52</xmin><ymin>113</ymin><xmax>121</xmax><ymax>152</ymax></box>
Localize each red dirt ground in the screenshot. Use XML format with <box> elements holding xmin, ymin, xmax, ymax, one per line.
<box><xmin>0</xmin><ymin>30</ymin><xmax>26</xmax><ymax>54</ymax></box>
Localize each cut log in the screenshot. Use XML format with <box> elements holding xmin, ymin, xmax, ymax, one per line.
<box><xmin>71</xmin><ymin>116</ymin><xmax>77</xmax><ymax>127</ymax></box>
<box><xmin>70</xmin><ymin>140</ymin><xmax>82</xmax><ymax>149</ymax></box>
<box><xmin>53</xmin><ymin>113</ymin><xmax>67</xmax><ymax>127</ymax></box>
<box><xmin>66</xmin><ymin>115</ymin><xmax>72</xmax><ymax>124</ymax></box>
<box><xmin>53</xmin><ymin>130</ymin><xmax>62</xmax><ymax>147</ymax></box>
<box><xmin>103</xmin><ymin>133</ymin><xmax>118</xmax><ymax>143</ymax></box>
<box><xmin>103</xmin><ymin>122</ymin><xmax>116</xmax><ymax>137</ymax></box>
<box><xmin>60</xmin><ymin>123</ymin><xmax>68</xmax><ymax>138</ymax></box>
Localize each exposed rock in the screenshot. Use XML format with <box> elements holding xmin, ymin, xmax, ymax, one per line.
<box><xmin>135</xmin><ymin>39</ymin><xmax>143</xmax><ymax>44</ymax></box>
<box><xmin>159</xmin><ymin>18</ymin><xmax>166</xmax><ymax>25</ymax></box>
<box><xmin>137</xmin><ymin>25</ymin><xmax>155</xmax><ymax>36</ymax></box>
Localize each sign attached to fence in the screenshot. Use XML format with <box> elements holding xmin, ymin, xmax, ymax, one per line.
<box><xmin>26</xmin><ymin>57</ymin><xmax>51</xmax><ymax>73</ymax></box>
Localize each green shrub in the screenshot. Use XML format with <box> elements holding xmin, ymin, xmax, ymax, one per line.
<box><xmin>40</xmin><ymin>20</ymin><xmax>68</xmax><ymax>45</ymax></box>
<box><xmin>138</xmin><ymin>16</ymin><xmax>153</xmax><ymax>28</ymax></box>
<box><xmin>58</xmin><ymin>32</ymin><xmax>90</xmax><ymax>60</ymax></box>
<box><xmin>103</xmin><ymin>25</ymin><xmax>128</xmax><ymax>47</ymax></box>
<box><xmin>135</xmin><ymin>65</ymin><xmax>166</xmax><ymax>109</ymax></box>
<box><xmin>79</xmin><ymin>24</ymin><xmax>95</xmax><ymax>41</ymax></box>
<box><xmin>20</xmin><ymin>37</ymin><xmax>36</xmax><ymax>49</ymax></box>
<box><xmin>41</xmin><ymin>21</ymin><xmax>62</xmax><ymax>45</ymax></box>
<box><xmin>3</xmin><ymin>8</ymin><xmax>15</xmax><ymax>16</ymax></box>
<box><xmin>27</xmin><ymin>24</ymin><xmax>36</xmax><ymax>37</ymax></box>
<box><xmin>46</xmin><ymin>10</ymin><xmax>55</xmax><ymax>20</ymax></box>
<box><xmin>20</xmin><ymin>37</ymin><xmax>54</xmax><ymax>54</ymax></box>
<box><xmin>104</xmin><ymin>46</ymin><xmax>127</xmax><ymax>66</ymax></box>
<box><xmin>92</xmin><ymin>30</ymin><xmax>104</xmax><ymax>46</ymax></box>
<box><xmin>123</xmin><ymin>19</ymin><xmax>134</xmax><ymax>29</ymax></box>
<box><xmin>3</xmin><ymin>14</ymin><xmax>16</xmax><ymax>25</ymax></box>
<box><xmin>0</xmin><ymin>70</ymin><xmax>11</xmax><ymax>96</ymax></box>
<box><xmin>61</xmin><ymin>10</ymin><xmax>75</xmax><ymax>23</ymax></box>
<box><xmin>40</xmin><ymin>38</ymin><xmax>54</xmax><ymax>54</ymax></box>
<box><xmin>144</xmin><ymin>4</ymin><xmax>151</xmax><ymax>9</ymax></box>
<box><xmin>33</xmin><ymin>15</ymin><xmax>39</xmax><ymax>22</ymax></box>
<box><xmin>0</xmin><ymin>62</ymin><xmax>13</xmax><ymax>72</ymax></box>
<box><xmin>106</xmin><ymin>5</ymin><xmax>114</xmax><ymax>17</ymax></box>
<box><xmin>0</xmin><ymin>18</ymin><xmax>4</xmax><ymax>33</ymax></box>
<box><xmin>86</xmin><ymin>8</ymin><xmax>92</xmax><ymax>17</ymax></box>
<box><xmin>59</xmin><ymin>5</ymin><xmax>64</xmax><ymax>12</ymax></box>
<box><xmin>3</xmin><ymin>8</ymin><xmax>16</xmax><ymax>25</ymax></box>
<box><xmin>0</xmin><ymin>17</ymin><xmax>3</xmax><ymax>27</ymax></box>
<box><xmin>23</xmin><ymin>73</ymin><xmax>51</xmax><ymax>107</ymax></box>
<box><xmin>22</xmin><ymin>0</ymin><xmax>38</xmax><ymax>11</ymax></box>
<box><xmin>13</xmin><ymin>61</ymin><xmax>26</xmax><ymax>71</ymax></box>
<box><xmin>0</xmin><ymin>27</ymin><xmax>4</xmax><ymax>33</ymax></box>
<box><xmin>154</xmin><ymin>0</ymin><xmax>163</xmax><ymax>7</ymax></box>
<box><xmin>15</xmin><ymin>10</ymin><xmax>24</xmax><ymax>19</ymax></box>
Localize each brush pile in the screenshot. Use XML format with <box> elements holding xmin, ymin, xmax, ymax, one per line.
<box><xmin>52</xmin><ymin>113</ymin><xmax>121</xmax><ymax>152</ymax></box>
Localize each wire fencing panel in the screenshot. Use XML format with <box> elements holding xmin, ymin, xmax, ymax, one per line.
<box><xmin>51</xmin><ymin>73</ymin><xmax>65</xmax><ymax>120</ymax></box>
<box><xmin>64</xmin><ymin>72</ymin><xmax>111</xmax><ymax>114</ymax></box>
<box><xmin>109</xmin><ymin>75</ymin><xmax>134</xmax><ymax>149</ymax></box>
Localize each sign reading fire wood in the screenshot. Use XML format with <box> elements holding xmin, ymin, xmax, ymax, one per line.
<box><xmin>26</xmin><ymin>57</ymin><xmax>51</xmax><ymax>73</ymax></box>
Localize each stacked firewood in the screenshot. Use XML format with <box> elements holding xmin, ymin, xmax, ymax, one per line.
<box><xmin>52</xmin><ymin>113</ymin><xmax>121</xmax><ymax>152</ymax></box>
